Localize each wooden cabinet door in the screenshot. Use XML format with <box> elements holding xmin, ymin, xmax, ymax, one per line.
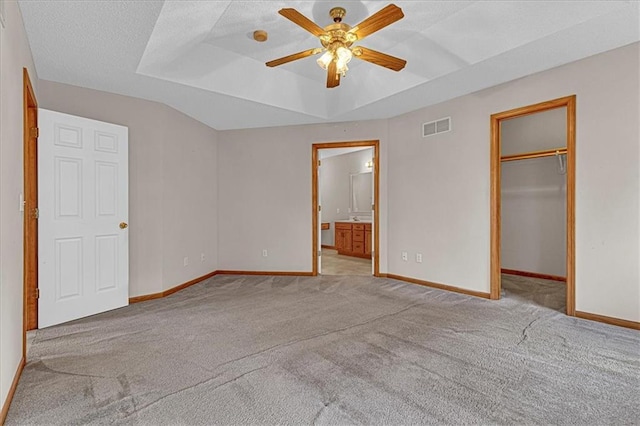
<box><xmin>341</xmin><ymin>230</ymin><xmax>353</xmax><ymax>252</ymax></box>
<box><xmin>335</xmin><ymin>229</ymin><xmax>352</xmax><ymax>252</ymax></box>
<box><xmin>335</xmin><ymin>223</ymin><xmax>353</xmax><ymax>253</ymax></box>
<box><xmin>335</xmin><ymin>228</ymin><xmax>344</xmax><ymax>250</ymax></box>
<box><xmin>365</xmin><ymin>230</ymin><xmax>372</xmax><ymax>255</ymax></box>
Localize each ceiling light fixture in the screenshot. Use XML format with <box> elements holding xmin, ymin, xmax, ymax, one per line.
<box><xmin>313</xmin><ymin>8</ymin><xmax>356</xmax><ymax>77</ymax></box>
<box><xmin>316</xmin><ymin>44</ymin><xmax>353</xmax><ymax>76</ymax></box>
<box><xmin>253</xmin><ymin>30</ymin><xmax>268</xmax><ymax>42</ymax></box>
<box><xmin>266</xmin><ymin>4</ymin><xmax>406</xmax><ymax>88</ymax></box>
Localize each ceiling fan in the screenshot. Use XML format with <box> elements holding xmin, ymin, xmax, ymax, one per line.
<box><xmin>266</xmin><ymin>4</ymin><xmax>407</xmax><ymax>88</ymax></box>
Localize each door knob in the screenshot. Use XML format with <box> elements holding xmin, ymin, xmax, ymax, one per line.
<box><xmin>119</xmin><ymin>222</ymin><xmax>128</xmax><ymax>229</ymax></box>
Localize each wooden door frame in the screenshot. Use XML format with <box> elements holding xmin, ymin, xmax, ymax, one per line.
<box><xmin>490</xmin><ymin>95</ymin><xmax>576</xmax><ymax>315</ymax></box>
<box><xmin>23</xmin><ymin>68</ymin><xmax>39</xmax><ymax>356</ymax></box>
<box><xmin>312</xmin><ymin>140</ymin><xmax>380</xmax><ymax>276</ymax></box>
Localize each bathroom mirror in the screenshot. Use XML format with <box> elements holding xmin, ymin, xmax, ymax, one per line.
<box><xmin>350</xmin><ymin>172</ymin><xmax>372</xmax><ymax>213</ymax></box>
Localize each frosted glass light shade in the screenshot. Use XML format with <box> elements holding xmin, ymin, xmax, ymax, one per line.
<box><xmin>316</xmin><ymin>51</ymin><xmax>333</xmax><ymax>70</ymax></box>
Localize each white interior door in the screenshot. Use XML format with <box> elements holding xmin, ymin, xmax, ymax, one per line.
<box><xmin>38</xmin><ymin>109</ymin><xmax>129</xmax><ymax>328</ymax></box>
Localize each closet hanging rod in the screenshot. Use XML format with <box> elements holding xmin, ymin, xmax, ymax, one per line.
<box><xmin>501</xmin><ymin>147</ymin><xmax>567</xmax><ymax>163</ymax></box>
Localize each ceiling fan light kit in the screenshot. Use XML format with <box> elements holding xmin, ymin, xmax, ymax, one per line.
<box><xmin>266</xmin><ymin>3</ymin><xmax>407</xmax><ymax>88</ymax></box>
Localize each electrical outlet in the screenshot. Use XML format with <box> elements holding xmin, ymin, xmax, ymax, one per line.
<box><xmin>337</xmin><ymin>208</ymin><xmax>340</xmax><ymax>214</ymax></box>
<box><xmin>262</xmin><ymin>249</ymin><xmax>268</xmax><ymax>257</ymax></box>
<box><xmin>183</xmin><ymin>257</ymin><xmax>189</xmax><ymax>267</ymax></box>
<box><xmin>416</xmin><ymin>253</ymin><xmax>423</xmax><ymax>263</ymax></box>
<box><xmin>401</xmin><ymin>251</ymin><xmax>408</xmax><ymax>261</ymax></box>
<box><xmin>201</xmin><ymin>253</ymin><xmax>205</xmax><ymax>262</ymax></box>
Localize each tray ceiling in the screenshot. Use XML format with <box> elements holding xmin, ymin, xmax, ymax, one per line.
<box><xmin>18</xmin><ymin>1</ymin><xmax>640</xmax><ymax>130</ymax></box>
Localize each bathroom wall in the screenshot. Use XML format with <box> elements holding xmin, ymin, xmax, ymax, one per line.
<box><xmin>320</xmin><ymin>148</ymin><xmax>374</xmax><ymax>247</ymax></box>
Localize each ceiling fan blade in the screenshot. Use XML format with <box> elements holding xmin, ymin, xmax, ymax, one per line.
<box><xmin>266</xmin><ymin>48</ymin><xmax>322</xmax><ymax>67</ymax></box>
<box><xmin>327</xmin><ymin>60</ymin><xmax>340</xmax><ymax>88</ymax></box>
<box><xmin>279</xmin><ymin>8</ymin><xmax>326</xmax><ymax>37</ymax></box>
<box><xmin>353</xmin><ymin>46</ymin><xmax>406</xmax><ymax>71</ymax></box>
<box><xmin>350</xmin><ymin>4</ymin><xmax>404</xmax><ymax>40</ymax></box>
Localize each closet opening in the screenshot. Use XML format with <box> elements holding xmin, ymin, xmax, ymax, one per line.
<box><xmin>312</xmin><ymin>140</ymin><xmax>380</xmax><ymax>277</ymax></box>
<box><xmin>490</xmin><ymin>96</ymin><xmax>576</xmax><ymax>315</ymax></box>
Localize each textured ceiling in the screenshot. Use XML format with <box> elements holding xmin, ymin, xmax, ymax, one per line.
<box><xmin>19</xmin><ymin>1</ymin><xmax>640</xmax><ymax>130</ymax></box>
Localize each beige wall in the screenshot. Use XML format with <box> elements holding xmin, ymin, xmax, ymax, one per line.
<box><xmin>37</xmin><ymin>81</ymin><xmax>219</xmax><ymax>296</ymax></box>
<box><xmin>387</xmin><ymin>42</ymin><xmax>639</xmax><ymax>321</ymax></box>
<box><xmin>388</xmin><ymin>98</ymin><xmax>491</xmax><ymax>292</ymax></box>
<box><xmin>0</xmin><ymin>0</ymin><xmax>38</xmax><ymax>411</ymax></box>
<box><xmin>217</xmin><ymin>121</ymin><xmax>389</xmax><ymax>273</ymax></box>
<box><xmin>160</xmin><ymin>108</ymin><xmax>218</xmax><ymax>291</ymax></box>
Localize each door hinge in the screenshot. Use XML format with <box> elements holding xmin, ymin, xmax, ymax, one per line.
<box><xmin>318</xmin><ymin>160</ymin><xmax>321</xmax><ymax>167</ymax></box>
<box><xmin>372</xmin><ymin>204</ymin><xmax>375</xmax><ymax>211</ymax></box>
<box><xmin>318</xmin><ymin>250</ymin><xmax>322</xmax><ymax>257</ymax></box>
<box><xmin>30</xmin><ymin>127</ymin><xmax>39</xmax><ymax>138</ymax></box>
<box><xmin>318</xmin><ymin>205</ymin><xmax>322</xmax><ymax>211</ymax></box>
<box><xmin>35</xmin><ymin>288</ymin><xmax>40</xmax><ymax>299</ymax></box>
<box><xmin>32</xmin><ymin>207</ymin><xmax>39</xmax><ymax>219</ymax></box>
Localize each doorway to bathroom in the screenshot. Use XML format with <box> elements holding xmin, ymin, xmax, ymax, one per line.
<box><xmin>312</xmin><ymin>140</ymin><xmax>380</xmax><ymax>276</ymax></box>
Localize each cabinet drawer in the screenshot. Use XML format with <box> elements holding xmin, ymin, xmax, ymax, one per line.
<box><xmin>365</xmin><ymin>223</ymin><xmax>372</xmax><ymax>231</ymax></box>
<box><xmin>353</xmin><ymin>242</ymin><xmax>365</xmax><ymax>253</ymax></box>
<box><xmin>353</xmin><ymin>224</ymin><xmax>365</xmax><ymax>231</ymax></box>
<box><xmin>335</xmin><ymin>222</ymin><xmax>352</xmax><ymax>230</ymax></box>
<box><xmin>353</xmin><ymin>230</ymin><xmax>365</xmax><ymax>242</ymax></box>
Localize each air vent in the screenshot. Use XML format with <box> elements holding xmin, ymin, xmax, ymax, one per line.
<box><xmin>422</xmin><ymin>117</ymin><xmax>451</xmax><ymax>137</ymax></box>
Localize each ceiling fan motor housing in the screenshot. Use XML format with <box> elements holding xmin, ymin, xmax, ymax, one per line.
<box><xmin>329</xmin><ymin>7</ymin><xmax>346</xmax><ymax>23</ymax></box>
<box><xmin>320</xmin><ymin>23</ymin><xmax>356</xmax><ymax>50</ymax></box>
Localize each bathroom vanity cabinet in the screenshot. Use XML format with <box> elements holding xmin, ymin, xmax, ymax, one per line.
<box><xmin>335</xmin><ymin>222</ymin><xmax>372</xmax><ymax>259</ymax></box>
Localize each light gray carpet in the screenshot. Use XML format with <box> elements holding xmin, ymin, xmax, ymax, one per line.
<box><xmin>6</xmin><ymin>274</ymin><xmax>640</xmax><ymax>425</ymax></box>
